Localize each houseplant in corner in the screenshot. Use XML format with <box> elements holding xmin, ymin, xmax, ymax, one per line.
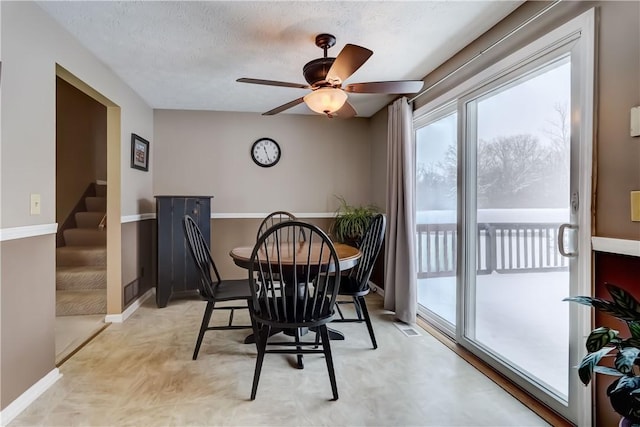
<box><xmin>565</xmin><ymin>284</ymin><xmax>640</xmax><ymax>426</ymax></box>
<box><xmin>330</xmin><ymin>195</ymin><xmax>379</xmax><ymax>247</ymax></box>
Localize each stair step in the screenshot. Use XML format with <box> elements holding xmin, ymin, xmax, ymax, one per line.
<box><xmin>85</xmin><ymin>197</ymin><xmax>106</xmax><ymax>212</ymax></box>
<box><xmin>63</xmin><ymin>229</ymin><xmax>106</xmax><ymax>246</ymax></box>
<box><xmin>57</xmin><ymin>246</ymin><xmax>106</xmax><ymax>266</ymax></box>
<box><xmin>56</xmin><ymin>290</ymin><xmax>106</xmax><ymax>316</ymax></box>
<box><xmin>75</xmin><ymin>211</ymin><xmax>105</xmax><ymax>229</ymax></box>
<box><xmin>95</xmin><ymin>184</ymin><xmax>107</xmax><ymax>197</ymax></box>
<box><xmin>57</xmin><ymin>266</ymin><xmax>106</xmax><ymax>290</ymax></box>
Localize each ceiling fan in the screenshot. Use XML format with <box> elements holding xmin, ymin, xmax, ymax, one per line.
<box><xmin>237</xmin><ymin>33</ymin><xmax>424</xmax><ymax>118</ymax></box>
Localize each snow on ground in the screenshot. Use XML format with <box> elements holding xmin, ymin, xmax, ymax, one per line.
<box><xmin>418</xmin><ymin>271</ymin><xmax>569</xmax><ymax>397</ymax></box>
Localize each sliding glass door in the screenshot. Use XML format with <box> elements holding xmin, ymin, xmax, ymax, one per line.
<box><xmin>462</xmin><ymin>56</ymin><xmax>572</xmax><ymax>399</ymax></box>
<box><xmin>413</xmin><ymin>10</ymin><xmax>594</xmax><ymax>424</ymax></box>
<box><xmin>415</xmin><ymin>108</ymin><xmax>458</xmax><ymax>333</ymax></box>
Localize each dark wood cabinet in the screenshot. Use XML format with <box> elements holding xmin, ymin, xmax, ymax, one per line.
<box><xmin>155</xmin><ymin>195</ymin><xmax>212</xmax><ymax>308</ymax></box>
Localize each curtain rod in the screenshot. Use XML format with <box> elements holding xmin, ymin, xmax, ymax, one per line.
<box><xmin>408</xmin><ymin>0</ymin><xmax>562</xmax><ymax>104</ymax></box>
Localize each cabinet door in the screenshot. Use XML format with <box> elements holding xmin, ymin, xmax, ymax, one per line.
<box><xmin>156</xmin><ymin>196</ymin><xmax>212</xmax><ymax>307</ymax></box>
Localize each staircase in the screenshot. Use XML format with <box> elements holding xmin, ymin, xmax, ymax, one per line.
<box><xmin>56</xmin><ymin>184</ymin><xmax>107</xmax><ymax>316</ymax></box>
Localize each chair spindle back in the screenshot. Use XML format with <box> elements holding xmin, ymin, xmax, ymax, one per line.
<box><xmin>249</xmin><ymin>221</ymin><xmax>341</xmax><ymax>326</ymax></box>
<box><xmin>183</xmin><ymin>215</ymin><xmax>222</xmax><ymax>300</ymax></box>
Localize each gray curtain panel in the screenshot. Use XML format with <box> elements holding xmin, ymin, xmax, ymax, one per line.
<box><xmin>384</xmin><ymin>97</ymin><xmax>417</xmax><ymax>324</ymax></box>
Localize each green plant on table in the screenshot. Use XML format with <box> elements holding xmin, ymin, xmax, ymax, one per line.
<box><xmin>564</xmin><ymin>284</ymin><xmax>640</xmax><ymax>425</ymax></box>
<box><xmin>330</xmin><ymin>195</ymin><xmax>379</xmax><ymax>247</ymax></box>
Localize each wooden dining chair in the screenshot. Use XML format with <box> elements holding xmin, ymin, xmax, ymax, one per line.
<box><xmin>183</xmin><ymin>215</ymin><xmax>254</xmax><ymax>360</ymax></box>
<box><xmin>256</xmin><ymin>211</ymin><xmax>304</xmax><ymax>242</ymax></box>
<box><xmin>331</xmin><ymin>213</ymin><xmax>386</xmax><ymax>349</ymax></box>
<box><xmin>247</xmin><ymin>221</ymin><xmax>342</xmax><ymax>400</ymax></box>
<box><xmin>256</xmin><ymin>211</ymin><xmax>305</xmax><ymax>293</ymax></box>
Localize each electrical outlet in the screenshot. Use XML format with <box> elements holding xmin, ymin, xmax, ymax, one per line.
<box><xmin>30</xmin><ymin>194</ymin><xmax>41</xmax><ymax>215</ymax></box>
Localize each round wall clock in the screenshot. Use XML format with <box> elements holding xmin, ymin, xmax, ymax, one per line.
<box><xmin>251</xmin><ymin>137</ymin><xmax>281</xmax><ymax>168</ymax></box>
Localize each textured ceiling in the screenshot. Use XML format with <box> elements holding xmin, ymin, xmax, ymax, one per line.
<box><xmin>38</xmin><ymin>1</ymin><xmax>522</xmax><ymax>117</ymax></box>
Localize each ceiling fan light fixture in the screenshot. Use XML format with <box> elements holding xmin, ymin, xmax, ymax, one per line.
<box><xmin>303</xmin><ymin>87</ymin><xmax>347</xmax><ymax>116</ymax></box>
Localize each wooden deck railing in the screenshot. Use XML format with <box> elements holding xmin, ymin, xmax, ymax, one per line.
<box><xmin>416</xmin><ymin>222</ymin><xmax>569</xmax><ymax>278</ymax></box>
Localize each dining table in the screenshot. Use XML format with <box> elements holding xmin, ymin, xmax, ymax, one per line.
<box><xmin>229</xmin><ymin>240</ymin><xmax>361</xmax><ymax>343</ymax></box>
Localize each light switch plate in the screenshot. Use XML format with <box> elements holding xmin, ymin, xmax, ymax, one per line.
<box><xmin>631</xmin><ymin>191</ymin><xmax>640</xmax><ymax>222</ymax></box>
<box><xmin>631</xmin><ymin>106</ymin><xmax>640</xmax><ymax>137</ymax></box>
<box><xmin>30</xmin><ymin>194</ymin><xmax>41</xmax><ymax>215</ymax></box>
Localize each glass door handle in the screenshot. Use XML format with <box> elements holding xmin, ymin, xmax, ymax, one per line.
<box><xmin>558</xmin><ymin>223</ymin><xmax>578</xmax><ymax>257</ymax></box>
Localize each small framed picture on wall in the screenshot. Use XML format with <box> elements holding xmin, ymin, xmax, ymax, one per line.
<box><xmin>131</xmin><ymin>133</ymin><xmax>149</xmax><ymax>171</ymax></box>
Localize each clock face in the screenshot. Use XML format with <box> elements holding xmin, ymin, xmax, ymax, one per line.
<box><xmin>251</xmin><ymin>138</ymin><xmax>281</xmax><ymax>168</ymax></box>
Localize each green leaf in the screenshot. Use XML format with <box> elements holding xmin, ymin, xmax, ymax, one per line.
<box><xmin>593</xmin><ymin>366</ymin><xmax>625</xmax><ymax>377</ymax></box>
<box><xmin>565</xmin><ymin>295</ymin><xmax>640</xmax><ymax>322</ymax></box>
<box><xmin>629</xmin><ymin>322</ymin><xmax>640</xmax><ymax>340</ymax></box>
<box><xmin>330</xmin><ymin>195</ymin><xmax>379</xmax><ymax>243</ymax></box>
<box><xmin>578</xmin><ymin>347</ymin><xmax>616</xmax><ymax>385</ymax></box>
<box><xmin>616</xmin><ymin>347</ymin><xmax>640</xmax><ymax>374</ymax></box>
<box><xmin>563</xmin><ymin>296</ymin><xmax>597</xmax><ymax>306</ymax></box>
<box><xmin>586</xmin><ymin>327</ymin><xmax>619</xmax><ymax>352</ymax></box>
<box><xmin>610</xmin><ymin>375</ymin><xmax>640</xmax><ymax>393</ymax></box>
<box><xmin>607</xmin><ymin>284</ymin><xmax>640</xmax><ymax>313</ymax></box>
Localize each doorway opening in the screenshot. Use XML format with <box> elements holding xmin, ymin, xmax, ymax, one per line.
<box><xmin>55</xmin><ymin>65</ymin><xmax>122</xmax><ymax>364</ymax></box>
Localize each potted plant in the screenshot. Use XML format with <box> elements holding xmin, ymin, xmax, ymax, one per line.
<box><xmin>330</xmin><ymin>196</ymin><xmax>379</xmax><ymax>247</ymax></box>
<box><xmin>565</xmin><ymin>284</ymin><xmax>640</xmax><ymax>425</ymax></box>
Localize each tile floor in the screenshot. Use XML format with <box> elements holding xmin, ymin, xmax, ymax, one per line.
<box><xmin>11</xmin><ymin>294</ymin><xmax>548</xmax><ymax>426</ymax></box>
<box><xmin>55</xmin><ymin>314</ymin><xmax>108</xmax><ymax>366</ymax></box>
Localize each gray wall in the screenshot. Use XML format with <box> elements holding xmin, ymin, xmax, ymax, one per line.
<box><xmin>0</xmin><ymin>235</ymin><xmax>55</xmax><ymax>407</ymax></box>
<box><xmin>153</xmin><ymin>109</ymin><xmax>377</xmax><ymax>281</ymax></box>
<box><xmin>0</xmin><ymin>1</ymin><xmax>154</xmax><ymax>411</ymax></box>
<box><xmin>153</xmin><ymin>110</ymin><xmax>373</xmax><ymax>213</ymax></box>
<box><xmin>370</xmin><ymin>107</ymin><xmax>389</xmax><ymax>212</ymax></box>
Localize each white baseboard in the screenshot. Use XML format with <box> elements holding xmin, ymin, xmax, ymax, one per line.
<box><xmin>0</xmin><ymin>368</ymin><xmax>62</xmax><ymax>426</ymax></box>
<box><xmin>371</xmin><ymin>282</ymin><xmax>385</xmax><ymax>298</ymax></box>
<box><xmin>104</xmin><ymin>288</ymin><xmax>154</xmax><ymax>323</ymax></box>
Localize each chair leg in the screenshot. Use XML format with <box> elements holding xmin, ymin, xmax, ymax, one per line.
<box><xmin>335</xmin><ymin>302</ymin><xmax>345</xmax><ymax>320</ymax></box>
<box><xmin>295</xmin><ymin>328</ymin><xmax>304</xmax><ymax>369</ymax></box>
<box><xmin>251</xmin><ymin>325</ymin><xmax>270</xmax><ymax>400</ymax></box>
<box><xmin>353</xmin><ymin>297</ymin><xmax>363</xmax><ymax>320</ymax></box>
<box><xmin>358</xmin><ymin>296</ymin><xmax>377</xmax><ymax>350</ymax></box>
<box><xmin>319</xmin><ymin>325</ymin><xmax>338</xmax><ymax>401</ymax></box>
<box><xmin>248</xmin><ymin>301</ymin><xmax>260</xmax><ymax>351</ymax></box>
<box><xmin>193</xmin><ymin>301</ymin><xmax>215</xmax><ymax>360</ymax></box>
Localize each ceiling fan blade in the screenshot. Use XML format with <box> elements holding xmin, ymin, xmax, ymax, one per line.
<box><xmin>344</xmin><ymin>81</ymin><xmax>424</xmax><ymax>94</ymax></box>
<box><xmin>335</xmin><ymin>101</ymin><xmax>357</xmax><ymax>119</ymax></box>
<box><xmin>263</xmin><ymin>97</ymin><xmax>305</xmax><ymax>116</ymax></box>
<box><xmin>326</xmin><ymin>44</ymin><xmax>373</xmax><ymax>85</ymax></box>
<box><xmin>237</xmin><ymin>78</ymin><xmax>309</xmax><ymax>89</ymax></box>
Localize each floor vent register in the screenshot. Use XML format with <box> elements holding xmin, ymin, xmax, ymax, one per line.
<box><xmin>394</xmin><ymin>322</ymin><xmax>422</xmax><ymax>337</ymax></box>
